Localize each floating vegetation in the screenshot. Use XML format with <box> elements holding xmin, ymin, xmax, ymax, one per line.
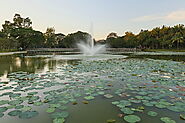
<box><xmin>160</xmin><ymin>117</ymin><xmax>176</xmax><ymax>123</ymax></box>
<box><xmin>53</xmin><ymin>118</ymin><xmax>65</xmax><ymax>123</ymax></box>
<box><xmin>84</xmin><ymin>96</ymin><xmax>95</xmax><ymax>100</ymax></box>
<box><xmin>8</xmin><ymin>110</ymin><xmax>22</xmax><ymax>116</ymax></box>
<box><xmin>104</xmin><ymin>94</ymin><xmax>113</xmax><ymax>98</ymax></box>
<box><xmin>124</xmin><ymin>115</ymin><xmax>141</xmax><ymax>123</ymax></box>
<box><xmin>0</xmin><ymin>56</ymin><xmax>185</xmax><ymax>122</ymax></box>
<box><xmin>180</xmin><ymin>114</ymin><xmax>185</xmax><ymax>120</ymax></box>
<box><xmin>147</xmin><ymin>111</ymin><xmax>158</xmax><ymax>117</ymax></box>
<box><xmin>19</xmin><ymin>111</ymin><xmax>39</xmax><ymax>119</ymax></box>
<box><xmin>46</xmin><ymin>108</ymin><xmax>56</xmax><ymax>113</ymax></box>
<box><xmin>82</xmin><ymin>101</ymin><xmax>89</xmax><ymax>104</ymax></box>
<box><xmin>107</xmin><ymin>119</ymin><xmax>116</xmax><ymax>123</ymax></box>
<box><xmin>51</xmin><ymin>111</ymin><xmax>69</xmax><ymax>119</ymax></box>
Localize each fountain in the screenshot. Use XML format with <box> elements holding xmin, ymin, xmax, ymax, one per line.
<box><xmin>49</xmin><ymin>32</ymin><xmax>127</xmax><ymax>60</ymax></box>
<box><xmin>38</xmin><ymin>26</ymin><xmax>127</xmax><ymax>60</ymax></box>
<box><xmin>77</xmin><ymin>35</ymin><xmax>106</xmax><ymax>56</ymax></box>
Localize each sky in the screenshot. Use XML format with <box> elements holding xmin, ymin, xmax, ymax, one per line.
<box><xmin>0</xmin><ymin>0</ymin><xmax>185</xmax><ymax>40</ymax></box>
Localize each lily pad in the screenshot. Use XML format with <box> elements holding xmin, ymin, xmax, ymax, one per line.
<box><xmin>0</xmin><ymin>100</ymin><xmax>9</xmax><ymax>106</ymax></box>
<box><xmin>112</xmin><ymin>101</ymin><xmax>119</xmax><ymax>105</ymax></box>
<box><xmin>33</xmin><ymin>101</ymin><xmax>43</xmax><ymax>106</ymax></box>
<box><xmin>107</xmin><ymin>119</ymin><xmax>116</xmax><ymax>123</ymax></box>
<box><xmin>104</xmin><ymin>94</ymin><xmax>113</xmax><ymax>98</ymax></box>
<box><xmin>0</xmin><ymin>113</ymin><xmax>4</xmax><ymax>118</ymax></box>
<box><xmin>98</xmin><ymin>91</ymin><xmax>105</xmax><ymax>95</ymax></box>
<box><xmin>51</xmin><ymin>111</ymin><xmax>69</xmax><ymax>118</ymax></box>
<box><xmin>121</xmin><ymin>108</ymin><xmax>134</xmax><ymax>114</ymax></box>
<box><xmin>0</xmin><ymin>107</ymin><xmax>8</xmax><ymax>112</ymax></box>
<box><xmin>8</xmin><ymin>110</ymin><xmax>22</xmax><ymax>116</ymax></box>
<box><xmin>147</xmin><ymin>111</ymin><xmax>158</xmax><ymax>117</ymax></box>
<box><xmin>8</xmin><ymin>100</ymin><xmax>23</xmax><ymax>105</ymax></box>
<box><xmin>19</xmin><ymin>111</ymin><xmax>39</xmax><ymax>119</ymax></box>
<box><xmin>160</xmin><ymin>117</ymin><xmax>176</xmax><ymax>123</ymax></box>
<box><xmin>21</xmin><ymin>106</ymin><xmax>32</xmax><ymax>111</ymax></box>
<box><xmin>180</xmin><ymin>114</ymin><xmax>185</xmax><ymax>120</ymax></box>
<box><xmin>53</xmin><ymin>118</ymin><xmax>65</xmax><ymax>123</ymax></box>
<box><xmin>124</xmin><ymin>115</ymin><xmax>141</xmax><ymax>123</ymax></box>
<box><xmin>46</xmin><ymin>107</ymin><xmax>56</xmax><ymax>113</ymax></box>
<box><xmin>15</xmin><ymin>105</ymin><xmax>24</xmax><ymax>109</ymax></box>
<box><xmin>84</xmin><ymin>96</ymin><xmax>95</xmax><ymax>100</ymax></box>
<box><xmin>167</xmin><ymin>106</ymin><xmax>183</xmax><ymax>112</ymax></box>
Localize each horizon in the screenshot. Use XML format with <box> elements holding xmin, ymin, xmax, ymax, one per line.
<box><xmin>1</xmin><ymin>0</ymin><xmax>185</xmax><ymax>40</ymax></box>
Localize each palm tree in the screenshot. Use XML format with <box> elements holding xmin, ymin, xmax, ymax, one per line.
<box><xmin>172</xmin><ymin>32</ymin><xmax>184</xmax><ymax>49</ymax></box>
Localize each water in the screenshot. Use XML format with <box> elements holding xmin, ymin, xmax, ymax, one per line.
<box><xmin>77</xmin><ymin>35</ymin><xmax>106</xmax><ymax>55</ymax></box>
<box><xmin>0</xmin><ymin>53</ymin><xmax>185</xmax><ymax>123</ymax></box>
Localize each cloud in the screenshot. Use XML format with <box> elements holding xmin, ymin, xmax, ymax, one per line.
<box><xmin>132</xmin><ymin>15</ymin><xmax>162</xmax><ymax>22</ymax></box>
<box><xmin>132</xmin><ymin>9</ymin><xmax>185</xmax><ymax>22</ymax></box>
<box><xmin>165</xmin><ymin>10</ymin><xmax>185</xmax><ymax>21</ymax></box>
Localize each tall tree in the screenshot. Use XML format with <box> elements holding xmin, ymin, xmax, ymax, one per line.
<box><xmin>44</xmin><ymin>27</ymin><xmax>56</xmax><ymax>47</ymax></box>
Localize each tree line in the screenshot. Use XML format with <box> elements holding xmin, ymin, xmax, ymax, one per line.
<box><xmin>0</xmin><ymin>14</ymin><xmax>91</xmax><ymax>50</ymax></box>
<box><xmin>106</xmin><ymin>24</ymin><xmax>185</xmax><ymax>49</ymax></box>
<box><xmin>0</xmin><ymin>14</ymin><xmax>185</xmax><ymax>51</ymax></box>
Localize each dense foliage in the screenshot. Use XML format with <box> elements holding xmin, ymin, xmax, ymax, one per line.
<box><xmin>0</xmin><ymin>14</ymin><xmax>185</xmax><ymax>51</ymax></box>
<box><xmin>106</xmin><ymin>25</ymin><xmax>185</xmax><ymax>49</ymax></box>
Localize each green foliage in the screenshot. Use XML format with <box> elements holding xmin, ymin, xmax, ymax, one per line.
<box><xmin>44</xmin><ymin>27</ymin><xmax>56</xmax><ymax>48</ymax></box>
<box><xmin>0</xmin><ymin>13</ymin><xmax>44</xmax><ymax>50</ymax></box>
<box><xmin>10</xmin><ymin>28</ymin><xmax>44</xmax><ymax>49</ymax></box>
<box><xmin>0</xmin><ymin>37</ymin><xmax>18</xmax><ymax>50</ymax></box>
<box><xmin>106</xmin><ymin>24</ymin><xmax>185</xmax><ymax>49</ymax></box>
<box><xmin>59</xmin><ymin>31</ymin><xmax>91</xmax><ymax>48</ymax></box>
<box><xmin>1</xmin><ymin>13</ymin><xmax>185</xmax><ymax>50</ymax></box>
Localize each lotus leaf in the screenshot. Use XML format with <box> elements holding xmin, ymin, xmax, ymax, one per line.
<box><xmin>104</xmin><ymin>94</ymin><xmax>113</xmax><ymax>98</ymax></box>
<box><xmin>53</xmin><ymin>118</ymin><xmax>65</xmax><ymax>123</ymax></box>
<box><xmin>84</xmin><ymin>96</ymin><xmax>95</xmax><ymax>100</ymax></box>
<box><xmin>33</xmin><ymin>102</ymin><xmax>43</xmax><ymax>106</ymax></box>
<box><xmin>147</xmin><ymin>111</ymin><xmax>158</xmax><ymax>117</ymax></box>
<box><xmin>19</xmin><ymin>111</ymin><xmax>39</xmax><ymax>119</ymax></box>
<box><xmin>0</xmin><ymin>113</ymin><xmax>4</xmax><ymax>118</ymax></box>
<box><xmin>8</xmin><ymin>110</ymin><xmax>22</xmax><ymax>116</ymax></box>
<box><xmin>124</xmin><ymin>115</ymin><xmax>141</xmax><ymax>123</ymax></box>
<box><xmin>121</xmin><ymin>108</ymin><xmax>134</xmax><ymax>114</ymax></box>
<box><xmin>180</xmin><ymin>114</ymin><xmax>185</xmax><ymax>120</ymax></box>
<box><xmin>160</xmin><ymin>117</ymin><xmax>176</xmax><ymax>123</ymax></box>
<box><xmin>46</xmin><ymin>107</ymin><xmax>55</xmax><ymax>113</ymax></box>
<box><xmin>107</xmin><ymin>119</ymin><xmax>116</xmax><ymax>123</ymax></box>
<box><xmin>51</xmin><ymin>111</ymin><xmax>69</xmax><ymax>118</ymax></box>
<box><xmin>167</xmin><ymin>106</ymin><xmax>184</xmax><ymax>112</ymax></box>
<box><xmin>21</xmin><ymin>106</ymin><xmax>32</xmax><ymax>111</ymax></box>
<box><xmin>0</xmin><ymin>107</ymin><xmax>8</xmax><ymax>112</ymax></box>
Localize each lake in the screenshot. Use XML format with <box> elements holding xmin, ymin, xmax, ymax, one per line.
<box><xmin>0</xmin><ymin>52</ymin><xmax>185</xmax><ymax>123</ymax></box>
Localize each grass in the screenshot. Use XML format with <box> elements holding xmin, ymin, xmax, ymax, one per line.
<box><xmin>143</xmin><ymin>49</ymin><xmax>185</xmax><ymax>52</ymax></box>
<box><xmin>0</xmin><ymin>49</ymin><xmax>19</xmax><ymax>53</ymax></box>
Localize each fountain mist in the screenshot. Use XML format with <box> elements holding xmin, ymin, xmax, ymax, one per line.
<box><xmin>77</xmin><ymin>34</ymin><xmax>106</xmax><ymax>56</ymax></box>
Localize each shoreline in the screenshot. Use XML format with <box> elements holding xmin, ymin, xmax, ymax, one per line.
<box><xmin>0</xmin><ymin>51</ymin><xmax>27</xmax><ymax>56</ymax></box>
<box><xmin>1</xmin><ymin>48</ymin><xmax>185</xmax><ymax>56</ymax></box>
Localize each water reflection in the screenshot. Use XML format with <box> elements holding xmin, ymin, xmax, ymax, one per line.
<box><xmin>0</xmin><ymin>55</ymin><xmax>78</xmax><ymax>82</ymax></box>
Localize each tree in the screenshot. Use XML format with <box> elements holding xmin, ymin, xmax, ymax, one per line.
<box><xmin>137</xmin><ymin>30</ymin><xmax>150</xmax><ymax>48</ymax></box>
<box><xmin>55</xmin><ymin>33</ymin><xmax>65</xmax><ymax>47</ymax></box>
<box><xmin>107</xmin><ymin>32</ymin><xmax>118</xmax><ymax>39</ymax></box>
<box><xmin>0</xmin><ymin>37</ymin><xmax>18</xmax><ymax>50</ymax></box>
<box><xmin>44</xmin><ymin>27</ymin><xmax>56</xmax><ymax>47</ymax></box>
<box><xmin>13</xmin><ymin>13</ymin><xmax>32</xmax><ymax>28</ymax></box>
<box><xmin>124</xmin><ymin>32</ymin><xmax>137</xmax><ymax>48</ymax></box>
<box><xmin>10</xmin><ymin>28</ymin><xmax>44</xmax><ymax>49</ymax></box>
<box><xmin>59</xmin><ymin>31</ymin><xmax>91</xmax><ymax>48</ymax></box>
<box><xmin>172</xmin><ymin>32</ymin><xmax>184</xmax><ymax>49</ymax></box>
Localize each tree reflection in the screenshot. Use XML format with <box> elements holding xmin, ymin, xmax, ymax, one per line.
<box><xmin>0</xmin><ymin>54</ymin><xmax>80</xmax><ymax>81</ymax></box>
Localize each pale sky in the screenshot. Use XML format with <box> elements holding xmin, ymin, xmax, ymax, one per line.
<box><xmin>0</xmin><ymin>0</ymin><xmax>185</xmax><ymax>40</ymax></box>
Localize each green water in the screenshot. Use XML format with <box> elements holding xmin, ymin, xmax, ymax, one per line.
<box><xmin>0</xmin><ymin>53</ymin><xmax>185</xmax><ymax>123</ymax></box>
